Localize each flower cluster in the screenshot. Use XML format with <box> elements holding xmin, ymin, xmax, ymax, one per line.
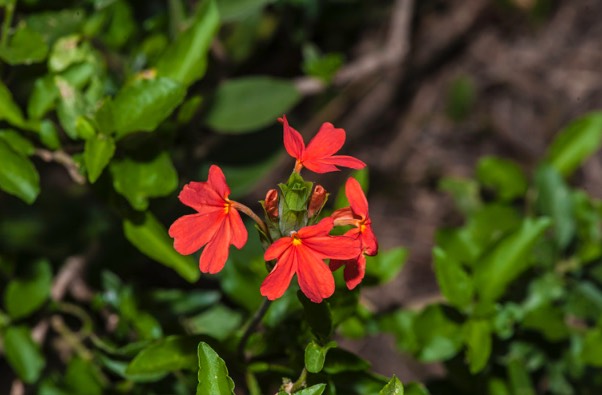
<box><xmin>169</xmin><ymin>116</ymin><xmax>378</xmax><ymax>303</ymax></box>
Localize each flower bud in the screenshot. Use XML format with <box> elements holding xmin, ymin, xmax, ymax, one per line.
<box><xmin>265</xmin><ymin>189</ymin><xmax>279</xmax><ymax>220</ymax></box>
<box><xmin>308</xmin><ymin>185</ymin><xmax>328</xmax><ymax>218</ymax></box>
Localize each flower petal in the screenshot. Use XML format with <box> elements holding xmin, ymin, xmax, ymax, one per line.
<box><xmin>343</xmin><ymin>254</ymin><xmax>366</xmax><ymax>290</ymax></box>
<box><xmin>361</xmin><ymin>223</ymin><xmax>378</xmax><ymax>256</ymax></box>
<box><xmin>207</xmin><ymin>165</ymin><xmax>230</xmax><ymax>200</ymax></box>
<box><xmin>304</xmin><ymin>122</ymin><xmax>345</xmax><ymax>160</ymax></box>
<box><xmin>280</xmin><ymin>115</ymin><xmax>305</xmax><ymax>159</ymax></box>
<box><xmin>320</xmin><ymin>155</ymin><xmax>366</xmax><ymax>170</ymax></box>
<box><xmin>297</xmin><ymin>217</ymin><xmax>333</xmax><ymax>239</ymax></box>
<box><xmin>178</xmin><ymin>182</ymin><xmax>224</xmax><ymax>212</ymax></box>
<box><xmin>303</xmin><ymin>235</ymin><xmax>361</xmax><ymax>260</ymax></box>
<box><xmin>301</xmin><ymin>160</ymin><xmax>341</xmax><ymax>174</ymax></box>
<box><xmin>260</xmin><ymin>247</ymin><xmax>297</xmax><ymax>300</ymax></box>
<box><xmin>329</xmin><ymin>258</ymin><xmax>348</xmax><ymax>272</ymax></box>
<box><xmin>296</xmin><ymin>245</ymin><xmax>335</xmax><ymax>303</ymax></box>
<box><xmin>264</xmin><ymin>237</ymin><xmax>293</xmax><ymax>262</ymax></box>
<box><xmin>198</xmin><ymin>219</ymin><xmax>231</xmax><ymax>274</ymax></box>
<box><xmin>345</xmin><ymin>177</ymin><xmax>369</xmax><ymax>217</ymax></box>
<box><xmin>228</xmin><ymin>208</ymin><xmax>248</xmax><ymax>249</ymax></box>
<box><xmin>168</xmin><ymin>211</ymin><xmax>225</xmax><ymax>255</ymax></box>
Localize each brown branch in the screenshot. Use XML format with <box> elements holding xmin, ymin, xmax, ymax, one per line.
<box><xmin>34</xmin><ymin>148</ymin><xmax>86</xmax><ymax>185</ymax></box>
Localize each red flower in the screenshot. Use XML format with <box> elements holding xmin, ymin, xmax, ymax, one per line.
<box><xmin>260</xmin><ymin>217</ymin><xmax>361</xmax><ymax>303</ymax></box>
<box><xmin>169</xmin><ymin>165</ymin><xmax>247</xmax><ymax>274</ymax></box>
<box><xmin>330</xmin><ymin>177</ymin><xmax>378</xmax><ymax>290</ymax></box>
<box><xmin>280</xmin><ymin>115</ymin><xmax>366</xmax><ymax>174</ymax></box>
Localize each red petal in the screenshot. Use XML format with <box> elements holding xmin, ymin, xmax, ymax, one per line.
<box><xmin>168</xmin><ymin>211</ymin><xmax>225</xmax><ymax>255</ymax></box>
<box><xmin>332</xmin><ymin>207</ymin><xmax>356</xmax><ymax>226</ymax></box>
<box><xmin>296</xmin><ymin>245</ymin><xmax>335</xmax><ymax>303</ymax></box>
<box><xmin>264</xmin><ymin>237</ymin><xmax>292</xmax><ymax>261</ymax></box>
<box><xmin>329</xmin><ymin>258</ymin><xmax>348</xmax><ymax>272</ymax></box>
<box><xmin>303</xmin><ymin>234</ymin><xmax>361</xmax><ymax>260</ymax></box>
<box><xmin>304</xmin><ymin>122</ymin><xmax>345</xmax><ymax>160</ymax></box>
<box><xmin>199</xmin><ymin>220</ymin><xmax>231</xmax><ymax>274</ymax></box>
<box><xmin>178</xmin><ymin>182</ymin><xmax>224</xmax><ymax>212</ymax></box>
<box><xmin>345</xmin><ymin>177</ymin><xmax>369</xmax><ymax>217</ymax></box>
<box><xmin>320</xmin><ymin>155</ymin><xmax>366</xmax><ymax>170</ymax></box>
<box><xmin>343</xmin><ymin>254</ymin><xmax>366</xmax><ymax>290</ymax></box>
<box><xmin>260</xmin><ymin>247</ymin><xmax>297</xmax><ymax>300</ymax></box>
<box><xmin>281</xmin><ymin>115</ymin><xmax>305</xmax><ymax>159</ymax></box>
<box><xmin>297</xmin><ymin>217</ymin><xmax>334</xmax><ymax>239</ymax></box>
<box><xmin>360</xmin><ymin>223</ymin><xmax>378</xmax><ymax>255</ymax></box>
<box><xmin>228</xmin><ymin>208</ymin><xmax>248</xmax><ymax>249</ymax></box>
<box><xmin>207</xmin><ymin>165</ymin><xmax>230</xmax><ymax>200</ymax></box>
<box><xmin>301</xmin><ymin>160</ymin><xmax>341</xmax><ymax>174</ymax></box>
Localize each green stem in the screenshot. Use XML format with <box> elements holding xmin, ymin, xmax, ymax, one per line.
<box><xmin>237</xmin><ymin>298</ymin><xmax>272</xmax><ymax>362</ymax></box>
<box><xmin>290</xmin><ymin>368</ymin><xmax>308</xmax><ymax>392</ymax></box>
<box><xmin>1</xmin><ymin>0</ymin><xmax>16</xmax><ymax>48</ymax></box>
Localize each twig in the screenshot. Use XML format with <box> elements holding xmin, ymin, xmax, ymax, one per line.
<box><xmin>238</xmin><ymin>298</ymin><xmax>272</xmax><ymax>362</ymax></box>
<box><xmin>1</xmin><ymin>0</ymin><xmax>16</xmax><ymax>47</ymax></box>
<box><xmin>34</xmin><ymin>148</ymin><xmax>86</xmax><ymax>185</ymax></box>
<box><xmin>9</xmin><ymin>380</ymin><xmax>23</xmax><ymax>395</ymax></box>
<box><xmin>294</xmin><ymin>0</ymin><xmax>414</xmax><ymax>96</ymax></box>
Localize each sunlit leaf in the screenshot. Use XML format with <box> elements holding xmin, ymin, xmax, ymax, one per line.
<box><xmin>379</xmin><ymin>375</ymin><xmax>404</xmax><ymax>395</ymax></box>
<box><xmin>433</xmin><ymin>248</ymin><xmax>473</xmax><ymax>309</ymax></box>
<box><xmin>84</xmin><ymin>133</ymin><xmax>115</xmax><ymax>183</ymax></box>
<box><xmin>197</xmin><ymin>342</ymin><xmax>235</xmax><ymax>395</ymax></box>
<box><xmin>463</xmin><ymin>319</ymin><xmax>491</xmax><ymax>374</ymax></box>
<box><xmin>477</xmin><ymin>156</ymin><xmax>528</xmax><ymax>202</ymax></box>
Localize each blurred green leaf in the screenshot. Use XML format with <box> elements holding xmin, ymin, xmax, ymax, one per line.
<box><xmin>177</xmin><ymin>95</ymin><xmax>203</xmax><ymax>124</ymax></box>
<box><xmin>379</xmin><ymin>375</ymin><xmax>404</xmax><ymax>395</ymax></box>
<box><xmin>101</xmin><ymin>0</ymin><xmax>135</xmax><ymax>48</ymax></box>
<box><xmin>28</xmin><ymin>75</ymin><xmax>58</xmax><ymax>120</ymax></box>
<box><xmin>184</xmin><ymin>304</ymin><xmax>243</xmax><ymax>341</ymax></box>
<box><xmin>547</xmin><ymin>112</ymin><xmax>602</xmax><ymax>177</ymax></box>
<box><xmin>0</xmin><ymin>129</ymin><xmax>35</xmax><ymax>156</ymax></box>
<box><xmin>127</xmin><ymin>335</ymin><xmax>201</xmax><ymax>375</ymax></box>
<box><xmin>39</xmin><ymin>120</ymin><xmax>61</xmax><ymax>150</ymax></box>
<box><xmin>507</xmin><ymin>358</ymin><xmax>536</xmax><ymax>395</ymax></box>
<box><xmin>48</xmin><ymin>35</ymin><xmax>90</xmax><ymax>72</ymax></box>
<box><xmin>302</xmin><ymin>44</ymin><xmax>344</xmax><ymax>83</ymax></box>
<box><xmin>414</xmin><ymin>305</ymin><xmax>463</xmax><ymax>362</ymax></box>
<box><xmin>535</xmin><ymin>165</ymin><xmax>575</xmax><ymax>249</ymax></box>
<box><xmin>0</xmin><ymin>139</ymin><xmax>40</xmax><ymax>204</ymax></box>
<box><xmin>4</xmin><ymin>260</ymin><xmax>52</xmax><ymax>319</ymax></box>
<box><xmin>197</xmin><ymin>342</ymin><xmax>235</xmax><ymax>395</ymax></box>
<box><xmin>98</xmin><ymin>354</ymin><xmax>167</xmax><ymax>383</ymax></box>
<box><xmin>439</xmin><ymin>177</ymin><xmax>481</xmax><ymax>215</ymax></box>
<box><xmin>4</xmin><ymin>326</ymin><xmax>45</xmax><ymax>383</ymax></box>
<box><xmin>55</xmin><ymin>77</ymin><xmax>88</xmax><ymax>139</ymax></box>
<box><xmin>580</xmin><ymin>328</ymin><xmax>602</xmax><ymax>366</ymax></box>
<box><xmin>323</xmin><ymin>348</ymin><xmax>370</xmax><ymax>374</ymax></box>
<box><xmin>123</xmin><ymin>211</ymin><xmax>199</xmax><ymax>282</ymax></box>
<box><xmin>64</xmin><ymin>357</ymin><xmax>104</xmax><ymax>395</ymax></box>
<box><xmin>522</xmin><ymin>303</ymin><xmax>569</xmax><ymax>341</ymax></box>
<box><xmin>217</xmin><ymin>0</ymin><xmax>272</xmax><ymax>22</ymax></box>
<box><xmin>446</xmin><ymin>75</ymin><xmax>476</xmax><ymax>121</ymax></box>
<box><xmin>111</xmin><ymin>152</ymin><xmax>178</xmax><ymax>210</ymax></box>
<box><xmin>298</xmin><ymin>291</ymin><xmax>332</xmax><ymax>341</ymax></box>
<box><xmin>305</xmin><ymin>340</ymin><xmax>336</xmax><ymax>373</ymax></box>
<box><xmin>26</xmin><ymin>9</ymin><xmax>85</xmax><ymax>44</ymax></box>
<box><xmin>205</xmin><ymin>77</ymin><xmax>301</xmax><ymax>133</ymax></box>
<box><xmin>463</xmin><ymin>319</ymin><xmax>492</xmax><ymax>374</ymax></box>
<box><xmin>477</xmin><ymin>156</ymin><xmax>528</xmax><ymax>202</ymax></box>
<box><xmin>380</xmin><ymin>310</ymin><xmax>419</xmax><ymax>355</ymax></box>
<box><xmin>0</xmin><ymin>80</ymin><xmax>26</xmax><ymax>128</ymax></box>
<box><xmin>0</xmin><ymin>24</ymin><xmax>48</xmax><ymax>65</ymax></box>
<box><xmin>84</xmin><ymin>133</ymin><xmax>115</xmax><ymax>183</ymax></box>
<box><xmin>474</xmin><ymin>218</ymin><xmax>551</xmax><ymax>303</ymax></box>
<box><xmin>433</xmin><ymin>248</ymin><xmax>473</xmax><ymax>309</ymax></box>
<box><xmin>218</xmin><ymin>155</ymin><xmax>279</xmax><ymax>198</ymax></box>
<box><xmin>295</xmin><ymin>384</ymin><xmax>327</xmax><ymax>395</ymax></box>
<box><xmin>364</xmin><ymin>247</ymin><xmax>408</xmax><ymax>286</ymax></box>
<box><xmin>404</xmin><ymin>383</ymin><xmax>430</xmax><ymax>395</ymax></box>
<box><xmin>113</xmin><ymin>77</ymin><xmax>186</xmax><ymax>138</ymax></box>
<box><xmin>156</xmin><ymin>0</ymin><xmax>219</xmax><ymax>86</ymax></box>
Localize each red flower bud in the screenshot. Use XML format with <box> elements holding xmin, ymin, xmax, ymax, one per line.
<box><xmin>265</xmin><ymin>189</ymin><xmax>279</xmax><ymax>220</ymax></box>
<box><xmin>308</xmin><ymin>184</ymin><xmax>327</xmax><ymax>218</ymax></box>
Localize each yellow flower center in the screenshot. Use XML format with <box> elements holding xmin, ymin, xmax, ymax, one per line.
<box><xmin>291</xmin><ymin>232</ymin><xmax>302</xmax><ymax>246</ymax></box>
<box><xmin>224</xmin><ymin>201</ymin><xmax>231</xmax><ymax>214</ymax></box>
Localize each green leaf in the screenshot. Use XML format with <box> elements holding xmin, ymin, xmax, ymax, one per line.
<box><xmin>535</xmin><ymin>165</ymin><xmax>575</xmax><ymax>249</ymax></box>
<box><xmin>0</xmin><ymin>129</ymin><xmax>35</xmax><ymax>156</ymax></box>
<box><xmin>413</xmin><ymin>305</ymin><xmax>463</xmax><ymax>362</ymax></box>
<box><xmin>463</xmin><ymin>319</ymin><xmax>491</xmax><ymax>374</ymax></box>
<box><xmin>123</xmin><ymin>212</ymin><xmax>199</xmax><ymax>282</ymax></box>
<box><xmin>0</xmin><ymin>80</ymin><xmax>26</xmax><ymax>128</ymax></box>
<box><xmin>48</xmin><ymin>35</ymin><xmax>91</xmax><ymax>73</ymax></box>
<box><xmin>547</xmin><ymin>112</ymin><xmax>602</xmax><ymax>177</ymax></box>
<box><xmin>113</xmin><ymin>77</ymin><xmax>186</xmax><ymax>138</ymax></box>
<box><xmin>26</xmin><ymin>9</ymin><xmax>86</xmax><ymax>45</ymax></box>
<box><xmin>473</xmin><ymin>218</ymin><xmax>551</xmax><ymax>303</ymax></box>
<box><xmin>323</xmin><ymin>348</ymin><xmax>370</xmax><ymax>374</ymax></box>
<box><xmin>305</xmin><ymin>340</ymin><xmax>336</xmax><ymax>373</ymax></box>
<box><xmin>126</xmin><ymin>335</ymin><xmax>201</xmax><ymax>375</ymax></box>
<box><xmin>64</xmin><ymin>357</ymin><xmax>104</xmax><ymax>395</ymax></box>
<box><xmin>156</xmin><ymin>0</ymin><xmax>219</xmax><ymax>87</ymax></box>
<box><xmin>197</xmin><ymin>342</ymin><xmax>235</xmax><ymax>395</ymax></box>
<box><xmin>446</xmin><ymin>75</ymin><xmax>476</xmax><ymax>121</ymax></box>
<box><xmin>364</xmin><ymin>247</ymin><xmax>408</xmax><ymax>286</ymax></box>
<box><xmin>0</xmin><ymin>24</ymin><xmax>48</xmax><ymax>65</ymax></box>
<box><xmin>295</xmin><ymin>384</ymin><xmax>327</xmax><ymax>395</ymax></box>
<box><xmin>433</xmin><ymin>248</ymin><xmax>473</xmax><ymax>308</ymax></box>
<box><xmin>84</xmin><ymin>133</ymin><xmax>115</xmax><ymax>183</ymax></box>
<box><xmin>507</xmin><ymin>358</ymin><xmax>536</xmax><ymax>395</ymax></box>
<box><xmin>298</xmin><ymin>291</ymin><xmax>332</xmax><ymax>341</ymax></box>
<box><xmin>404</xmin><ymin>383</ymin><xmax>430</xmax><ymax>395</ymax></box>
<box><xmin>184</xmin><ymin>304</ymin><xmax>243</xmax><ymax>341</ymax></box>
<box><xmin>581</xmin><ymin>328</ymin><xmax>602</xmax><ymax>366</ymax></box>
<box><xmin>379</xmin><ymin>375</ymin><xmax>404</xmax><ymax>395</ymax></box>
<box><xmin>55</xmin><ymin>77</ymin><xmax>88</xmax><ymax>139</ymax></box>
<box><xmin>0</xmin><ymin>139</ymin><xmax>40</xmax><ymax>204</ymax></box>
<box><xmin>217</xmin><ymin>0</ymin><xmax>272</xmax><ymax>22</ymax></box>
<box><xmin>205</xmin><ymin>77</ymin><xmax>301</xmax><ymax>133</ymax></box>
<box><xmin>4</xmin><ymin>260</ymin><xmax>52</xmax><ymax>319</ymax></box>
<box><xmin>28</xmin><ymin>75</ymin><xmax>58</xmax><ymax>120</ymax></box>
<box><xmin>110</xmin><ymin>152</ymin><xmax>178</xmax><ymax>210</ymax></box>
<box><xmin>476</xmin><ymin>156</ymin><xmax>528</xmax><ymax>202</ymax></box>
<box><xmin>4</xmin><ymin>326</ymin><xmax>45</xmax><ymax>383</ymax></box>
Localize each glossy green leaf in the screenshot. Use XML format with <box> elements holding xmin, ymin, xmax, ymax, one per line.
<box><xmin>113</xmin><ymin>77</ymin><xmax>186</xmax><ymax>138</ymax></box>
<box><xmin>156</xmin><ymin>0</ymin><xmax>219</xmax><ymax>87</ymax></box>
<box><xmin>0</xmin><ymin>129</ymin><xmax>35</xmax><ymax>156</ymax></box>
<box><xmin>364</xmin><ymin>247</ymin><xmax>408</xmax><ymax>286</ymax></box>
<box><xmin>547</xmin><ymin>112</ymin><xmax>602</xmax><ymax>176</ymax></box>
<box><xmin>4</xmin><ymin>326</ymin><xmax>45</xmax><ymax>383</ymax></box>
<box><xmin>123</xmin><ymin>212</ymin><xmax>199</xmax><ymax>282</ymax></box>
<box><xmin>217</xmin><ymin>0</ymin><xmax>272</xmax><ymax>22</ymax></box>
<box><xmin>0</xmin><ymin>25</ymin><xmax>48</xmax><ymax>65</ymax></box>
<box><xmin>463</xmin><ymin>319</ymin><xmax>491</xmax><ymax>374</ymax></box>
<box><xmin>295</xmin><ymin>384</ymin><xmax>327</xmax><ymax>395</ymax></box>
<box><xmin>305</xmin><ymin>340</ymin><xmax>336</xmax><ymax>373</ymax></box>
<box><xmin>380</xmin><ymin>375</ymin><xmax>404</xmax><ymax>395</ymax></box>
<box><xmin>205</xmin><ymin>77</ymin><xmax>301</xmax><ymax>133</ymax></box>
<box><xmin>473</xmin><ymin>218</ymin><xmax>551</xmax><ymax>302</ymax></box>
<box><xmin>0</xmin><ymin>80</ymin><xmax>26</xmax><ymax>128</ymax></box>
<box><xmin>298</xmin><ymin>291</ymin><xmax>332</xmax><ymax>341</ymax></box>
<box><xmin>433</xmin><ymin>248</ymin><xmax>473</xmax><ymax>308</ymax></box>
<box><xmin>0</xmin><ymin>139</ymin><xmax>40</xmax><ymax>204</ymax></box>
<box><xmin>477</xmin><ymin>156</ymin><xmax>527</xmax><ymax>201</ymax></box>
<box><xmin>4</xmin><ymin>260</ymin><xmax>52</xmax><ymax>319</ymax></box>
<box><xmin>126</xmin><ymin>335</ymin><xmax>201</xmax><ymax>375</ymax></box>
<box><xmin>110</xmin><ymin>152</ymin><xmax>178</xmax><ymax>210</ymax></box>
<box><xmin>84</xmin><ymin>133</ymin><xmax>115</xmax><ymax>183</ymax></box>
<box><xmin>535</xmin><ymin>165</ymin><xmax>575</xmax><ymax>249</ymax></box>
<box><xmin>197</xmin><ymin>342</ymin><xmax>235</xmax><ymax>395</ymax></box>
